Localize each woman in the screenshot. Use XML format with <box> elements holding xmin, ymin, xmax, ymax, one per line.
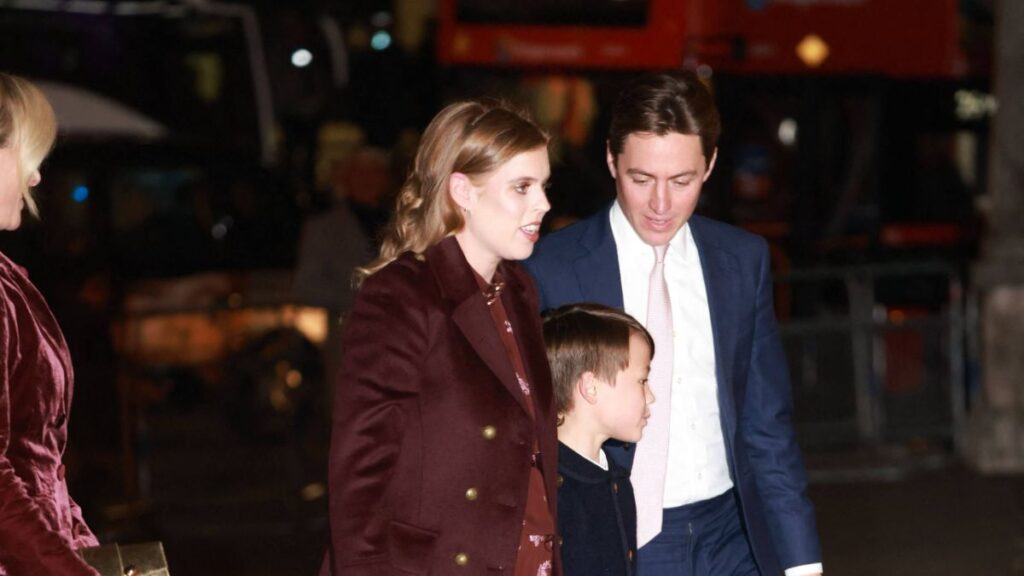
<box><xmin>0</xmin><ymin>73</ymin><xmax>100</xmax><ymax>574</ymax></box>
<box><xmin>320</xmin><ymin>100</ymin><xmax>560</xmax><ymax>575</ymax></box>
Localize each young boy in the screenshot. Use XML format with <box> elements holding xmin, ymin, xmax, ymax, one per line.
<box><xmin>543</xmin><ymin>303</ymin><xmax>655</xmax><ymax>576</ymax></box>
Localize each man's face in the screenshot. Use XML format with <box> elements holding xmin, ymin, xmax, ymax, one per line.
<box><xmin>607</xmin><ymin>132</ymin><xmax>716</xmax><ymax>246</ymax></box>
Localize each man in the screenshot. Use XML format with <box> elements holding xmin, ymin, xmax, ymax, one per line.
<box><xmin>524</xmin><ymin>71</ymin><xmax>822</xmax><ymax>576</ymax></box>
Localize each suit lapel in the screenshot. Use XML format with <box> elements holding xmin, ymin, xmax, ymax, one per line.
<box><xmin>574</xmin><ymin>209</ymin><xmax>625</xmax><ymax>308</ymax></box>
<box><xmin>691</xmin><ymin>218</ymin><xmax>741</xmax><ymax>445</ymax></box>
<box><xmin>429</xmin><ymin>238</ymin><xmax>532</xmax><ymax>415</ymax></box>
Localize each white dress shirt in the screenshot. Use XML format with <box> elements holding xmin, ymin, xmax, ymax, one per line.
<box><xmin>566</xmin><ymin>445</ymin><xmax>610</xmax><ymax>471</ymax></box>
<box><xmin>609</xmin><ymin>202</ymin><xmax>823</xmax><ymax>576</ymax></box>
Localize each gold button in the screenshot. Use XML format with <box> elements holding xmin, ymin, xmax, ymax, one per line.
<box><xmin>557</xmin><ymin>474</ymin><xmax>564</xmax><ymax>488</ymax></box>
<box><xmin>454</xmin><ymin>553</ymin><xmax>469</xmax><ymax>566</ymax></box>
<box><xmin>465</xmin><ymin>487</ymin><xmax>478</xmax><ymax>501</ymax></box>
<box><xmin>482</xmin><ymin>425</ymin><xmax>497</xmax><ymax>440</ymax></box>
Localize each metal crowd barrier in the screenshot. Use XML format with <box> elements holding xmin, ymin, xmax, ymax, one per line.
<box><xmin>773</xmin><ymin>263</ymin><xmax>968</xmax><ymax>477</ymax></box>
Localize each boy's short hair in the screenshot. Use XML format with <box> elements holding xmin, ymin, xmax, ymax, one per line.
<box><xmin>543</xmin><ymin>303</ymin><xmax>655</xmax><ymax>416</ymax></box>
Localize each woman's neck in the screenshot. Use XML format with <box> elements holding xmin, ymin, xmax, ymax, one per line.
<box><xmin>454</xmin><ymin>232</ymin><xmax>499</xmax><ymax>282</ymax></box>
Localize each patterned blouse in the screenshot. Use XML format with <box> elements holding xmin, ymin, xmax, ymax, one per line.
<box><xmin>476</xmin><ymin>271</ymin><xmax>555</xmax><ymax>576</ymax></box>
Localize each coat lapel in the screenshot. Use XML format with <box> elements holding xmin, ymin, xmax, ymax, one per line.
<box><xmin>574</xmin><ymin>209</ymin><xmax>625</xmax><ymax>308</ymax></box>
<box><xmin>505</xmin><ymin>268</ymin><xmax>553</xmax><ymax>417</ymax></box>
<box><xmin>428</xmin><ymin>238</ymin><xmax>532</xmax><ymax>415</ymax></box>
<box><xmin>691</xmin><ymin>218</ymin><xmax>741</xmax><ymax>445</ymax></box>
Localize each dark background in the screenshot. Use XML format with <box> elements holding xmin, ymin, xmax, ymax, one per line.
<box><xmin>1</xmin><ymin>1</ymin><xmax>1018</xmax><ymax>574</ymax></box>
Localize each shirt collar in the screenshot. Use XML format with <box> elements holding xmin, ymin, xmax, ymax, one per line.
<box><xmin>609</xmin><ymin>200</ymin><xmax>690</xmax><ymax>262</ymax></box>
<box><xmin>471</xmin><ymin>268</ymin><xmax>506</xmax><ymax>306</ymax></box>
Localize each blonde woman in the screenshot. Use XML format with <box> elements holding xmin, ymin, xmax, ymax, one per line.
<box><xmin>0</xmin><ymin>73</ymin><xmax>100</xmax><ymax>574</ymax></box>
<box><xmin>320</xmin><ymin>101</ymin><xmax>560</xmax><ymax>576</ymax></box>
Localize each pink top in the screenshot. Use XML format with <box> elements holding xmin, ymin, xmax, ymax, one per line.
<box><xmin>0</xmin><ymin>252</ymin><xmax>99</xmax><ymax>575</ymax></box>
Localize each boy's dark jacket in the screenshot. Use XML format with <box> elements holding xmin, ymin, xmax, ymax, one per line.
<box><xmin>557</xmin><ymin>442</ymin><xmax>636</xmax><ymax>576</ymax></box>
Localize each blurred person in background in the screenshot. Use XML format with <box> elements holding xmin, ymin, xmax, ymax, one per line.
<box><xmin>294</xmin><ymin>146</ymin><xmax>394</xmax><ymax>404</ymax></box>
<box><xmin>0</xmin><ymin>72</ymin><xmax>100</xmax><ymax>575</ymax></box>
<box><xmin>320</xmin><ymin>100</ymin><xmax>560</xmax><ymax>575</ymax></box>
<box><xmin>294</xmin><ymin>146</ymin><xmax>393</xmax><ymax>317</ymax></box>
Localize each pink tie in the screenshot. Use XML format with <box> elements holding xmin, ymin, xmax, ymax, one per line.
<box><xmin>634</xmin><ymin>244</ymin><xmax>673</xmax><ymax>548</ymax></box>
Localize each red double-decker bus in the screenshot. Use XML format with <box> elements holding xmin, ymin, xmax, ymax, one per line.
<box><xmin>439</xmin><ymin>0</ymin><xmax>981</xmax><ymax>78</ymax></box>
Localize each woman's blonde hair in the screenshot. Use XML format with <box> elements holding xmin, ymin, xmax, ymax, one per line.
<box><xmin>356</xmin><ymin>100</ymin><xmax>548</xmax><ymax>282</ymax></box>
<box><xmin>0</xmin><ymin>73</ymin><xmax>57</xmax><ymax>218</ymax></box>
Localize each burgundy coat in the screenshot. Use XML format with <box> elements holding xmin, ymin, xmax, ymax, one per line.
<box><xmin>0</xmin><ymin>252</ymin><xmax>99</xmax><ymax>575</ymax></box>
<box><xmin>320</xmin><ymin>237</ymin><xmax>560</xmax><ymax>575</ymax></box>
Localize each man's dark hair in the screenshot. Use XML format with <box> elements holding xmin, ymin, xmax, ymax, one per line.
<box><xmin>607</xmin><ymin>70</ymin><xmax>721</xmax><ymax>166</ymax></box>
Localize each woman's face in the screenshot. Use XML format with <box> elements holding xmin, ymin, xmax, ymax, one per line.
<box><xmin>456</xmin><ymin>146</ymin><xmax>551</xmax><ymax>275</ymax></box>
<box><xmin>0</xmin><ymin>146</ymin><xmax>37</xmax><ymax>231</ymax></box>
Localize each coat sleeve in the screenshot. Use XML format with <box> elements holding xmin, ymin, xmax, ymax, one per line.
<box><xmin>741</xmin><ymin>239</ymin><xmax>822</xmax><ymax>569</ymax></box>
<box><xmin>69</xmin><ymin>497</ymin><xmax>99</xmax><ymax>546</ymax></box>
<box><xmin>326</xmin><ymin>265</ymin><xmax>428</xmax><ymax>575</ymax></box>
<box><xmin>0</xmin><ymin>294</ymin><xmax>99</xmax><ymax>575</ymax></box>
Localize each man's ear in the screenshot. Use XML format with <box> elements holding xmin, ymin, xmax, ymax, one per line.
<box><xmin>702</xmin><ymin>147</ymin><xmax>718</xmax><ymax>183</ymax></box>
<box><xmin>576</xmin><ymin>371</ymin><xmax>599</xmax><ymax>405</ymax></box>
<box><xmin>449</xmin><ymin>172</ymin><xmax>476</xmax><ymax>211</ymax></box>
<box><xmin>606</xmin><ymin>142</ymin><xmax>618</xmax><ymax>180</ymax></box>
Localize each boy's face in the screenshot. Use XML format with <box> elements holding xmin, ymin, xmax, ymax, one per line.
<box><xmin>597</xmin><ymin>333</ymin><xmax>654</xmax><ymax>443</ymax></box>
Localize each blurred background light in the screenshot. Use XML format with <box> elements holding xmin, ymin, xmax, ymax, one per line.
<box><xmin>371</xmin><ymin>30</ymin><xmax>392</xmax><ymax>51</ymax></box>
<box><xmin>796</xmin><ymin>33</ymin><xmax>829</xmax><ymax>68</ymax></box>
<box><xmin>955</xmin><ymin>89</ymin><xmax>997</xmax><ymax>121</ymax></box>
<box><xmin>71</xmin><ymin>184</ymin><xmax>90</xmax><ymax>203</ymax></box>
<box><xmin>370</xmin><ymin>11</ymin><xmax>393</xmax><ymax>28</ymax></box>
<box><xmin>778</xmin><ymin>118</ymin><xmax>798</xmax><ymax>147</ymax></box>
<box><xmin>290</xmin><ymin>48</ymin><xmax>313</xmax><ymax>68</ymax></box>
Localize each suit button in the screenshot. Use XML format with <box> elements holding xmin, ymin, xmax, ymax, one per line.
<box><xmin>482</xmin><ymin>425</ymin><xmax>497</xmax><ymax>440</ymax></box>
<box><xmin>628</xmin><ymin>549</ymin><xmax>634</xmax><ymax>560</ymax></box>
<box><xmin>465</xmin><ymin>487</ymin><xmax>479</xmax><ymax>501</ymax></box>
<box><xmin>612</xmin><ymin>482</ymin><xmax>619</xmax><ymax>493</ymax></box>
<box><xmin>454</xmin><ymin>553</ymin><xmax>469</xmax><ymax>566</ymax></box>
<box><xmin>557</xmin><ymin>474</ymin><xmax>564</xmax><ymax>488</ymax></box>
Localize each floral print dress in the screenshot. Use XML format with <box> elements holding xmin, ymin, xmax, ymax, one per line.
<box><xmin>478</xmin><ymin>273</ymin><xmax>556</xmax><ymax>576</ymax></box>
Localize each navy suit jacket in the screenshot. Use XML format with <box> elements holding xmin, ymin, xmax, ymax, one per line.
<box><xmin>524</xmin><ymin>207</ymin><xmax>821</xmax><ymax>575</ymax></box>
